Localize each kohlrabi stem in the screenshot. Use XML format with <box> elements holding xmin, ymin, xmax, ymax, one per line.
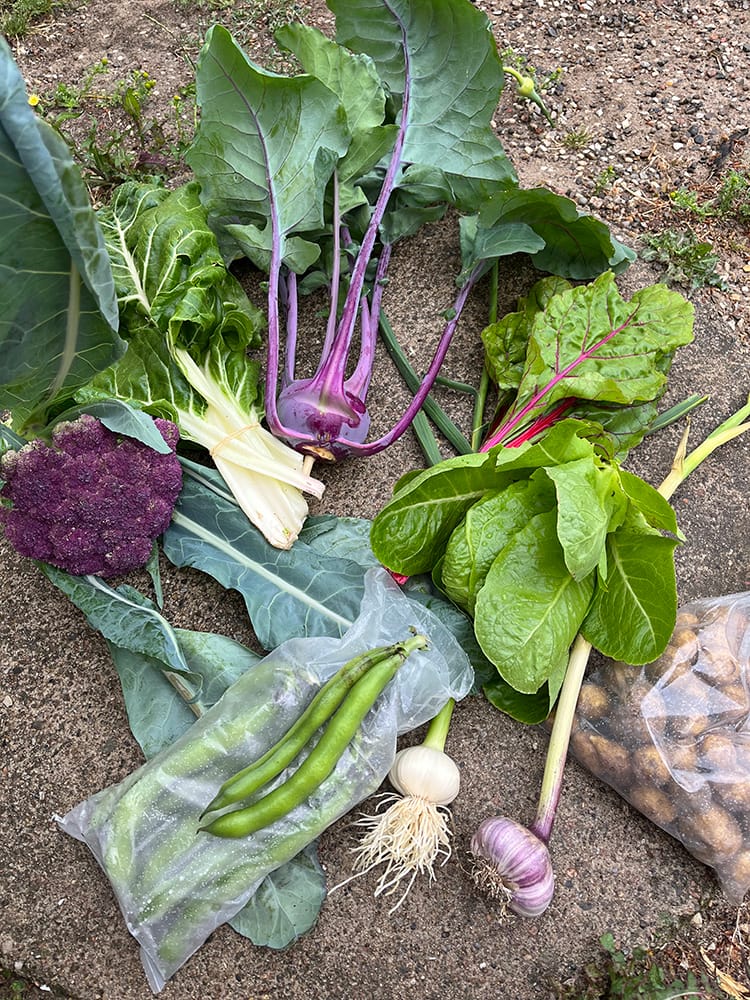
<box><xmin>321</xmin><ymin>171</ymin><xmax>342</xmax><ymax>362</ymax></box>
<box><xmin>331</xmin><ymin>40</ymin><xmax>411</xmax><ymax>372</ymax></box>
<box><xmin>421</xmin><ymin>698</ymin><xmax>456</xmax><ymax>753</ymax></box>
<box><xmin>347</xmin><ymin>245</ymin><xmax>393</xmax><ymax>400</ymax></box>
<box><xmin>528</xmin><ymin>396</ymin><xmax>750</xmax><ymax>846</ymax></box>
<box><xmin>348</xmin><ymin>263</ymin><xmax>489</xmax><ymax>457</ymax></box>
<box><xmin>283</xmin><ymin>271</ymin><xmax>299</xmax><ymax>387</ymax></box>
<box><xmin>379</xmin><ymin>314</ymin><xmax>472</xmax><ymax>457</ymax></box>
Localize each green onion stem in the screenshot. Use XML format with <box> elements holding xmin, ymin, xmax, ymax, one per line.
<box><xmin>421</xmin><ymin>698</ymin><xmax>456</xmax><ymax>754</ymax></box>
<box><xmin>646</xmin><ymin>394</ymin><xmax>708</xmax><ymax>434</ymax></box>
<box><xmin>471</xmin><ymin>261</ymin><xmax>498</xmax><ymax>450</ymax></box>
<box><xmin>411</xmin><ymin>409</ymin><xmax>444</xmax><ymax>467</ymax></box>
<box><xmin>531</xmin><ymin>396</ymin><xmax>750</xmax><ymax>844</ymax></box>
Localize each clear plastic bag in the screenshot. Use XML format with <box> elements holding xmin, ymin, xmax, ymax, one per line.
<box><xmin>58</xmin><ymin>568</ymin><xmax>473</xmax><ymax>992</ymax></box>
<box><xmin>570</xmin><ymin>592</ymin><xmax>750</xmax><ymax>904</ymax></box>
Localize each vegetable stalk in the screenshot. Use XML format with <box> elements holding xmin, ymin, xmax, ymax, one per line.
<box><xmin>471</xmin><ymin>397</ymin><xmax>750</xmax><ymax>916</ymax></box>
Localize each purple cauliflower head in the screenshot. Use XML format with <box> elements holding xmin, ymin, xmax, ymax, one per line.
<box><xmin>0</xmin><ymin>413</ymin><xmax>182</xmax><ymax>577</ymax></box>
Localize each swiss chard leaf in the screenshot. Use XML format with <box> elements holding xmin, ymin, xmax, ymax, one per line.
<box><xmin>369</xmin><ymin>450</ymin><xmax>504</xmax><ymax>576</ymax></box>
<box><xmin>482</xmin><ymin>673</ymin><xmax>554</xmax><ymax>725</ymax></box>
<box><xmin>495</xmin><ymin>272</ymin><xmax>694</xmax><ymax>444</ymax></box>
<box><xmin>473</xmin><ymin>510</ymin><xmax>595</xmax><ymax>695</ymax></box>
<box><xmin>370</xmin><ymin>419</ymin><xmax>596</xmax><ymax>576</ymax></box>
<box><xmin>480</xmin><ymin>276</ymin><xmax>572</xmax><ymax>389</ymax></box>
<box><xmin>544</xmin><ymin>457</ymin><xmax>627</xmax><ymax>581</ymax></box>
<box><xmin>0</xmin><ymin>38</ymin><xmax>123</xmax><ymax>433</ymax></box>
<box><xmin>580</xmin><ymin>528</ymin><xmax>679</xmax><ymax>664</ymax></box>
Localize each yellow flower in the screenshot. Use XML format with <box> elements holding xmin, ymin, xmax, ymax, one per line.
<box><xmin>27</xmin><ymin>94</ymin><xmax>40</xmax><ymax>107</ymax></box>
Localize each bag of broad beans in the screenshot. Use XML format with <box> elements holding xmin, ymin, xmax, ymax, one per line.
<box><xmin>570</xmin><ymin>592</ymin><xmax>750</xmax><ymax>904</ymax></box>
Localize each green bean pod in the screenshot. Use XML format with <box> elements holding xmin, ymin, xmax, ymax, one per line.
<box><xmin>201</xmin><ymin>642</ymin><xmax>398</xmax><ymax>817</ymax></box>
<box><xmin>201</xmin><ymin>633</ymin><xmax>429</xmax><ymax>839</ymax></box>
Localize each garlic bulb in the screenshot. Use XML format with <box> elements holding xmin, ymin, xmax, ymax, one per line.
<box><xmin>388</xmin><ymin>745</ymin><xmax>461</xmax><ymax>805</ymax></box>
<box><xmin>470</xmin><ymin>815</ymin><xmax>555</xmax><ymax>918</ymax></box>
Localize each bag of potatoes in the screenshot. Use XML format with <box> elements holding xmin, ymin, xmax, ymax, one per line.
<box><xmin>570</xmin><ymin>592</ymin><xmax>750</xmax><ymax>904</ymax></box>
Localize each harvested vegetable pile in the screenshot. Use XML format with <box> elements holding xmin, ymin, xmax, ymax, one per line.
<box><xmin>2</xmin><ymin>0</ymin><xmax>750</xmax><ymax>995</ymax></box>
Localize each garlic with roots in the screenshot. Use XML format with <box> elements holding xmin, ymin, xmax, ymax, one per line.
<box><xmin>334</xmin><ymin>699</ymin><xmax>461</xmax><ymax>911</ymax></box>
<box><xmin>470</xmin><ymin>816</ymin><xmax>554</xmax><ymax>918</ymax></box>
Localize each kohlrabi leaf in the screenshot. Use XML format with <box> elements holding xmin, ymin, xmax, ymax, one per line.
<box><xmin>441</xmin><ymin>475</ymin><xmax>556</xmax><ymax>614</ymax></box>
<box><xmin>458</xmin><ymin>214</ymin><xmax>545</xmax><ymax>287</ymax></box>
<box><xmin>544</xmin><ymin>457</ymin><xmax>627</xmax><ymax>581</ymax></box>
<box><xmin>0</xmin><ymin>38</ymin><xmax>124</xmax><ymax>434</ymax></box>
<box><xmin>329</xmin><ymin>0</ymin><xmax>516</xmax><ymax>189</ymax></box>
<box><xmin>275</xmin><ymin>22</ymin><xmax>396</xmax><ymax>185</ymax></box>
<box><xmin>475</xmin><ymin>187</ymin><xmax>635</xmax><ymax>279</ymax></box>
<box><xmin>506</xmin><ymin>272</ymin><xmax>694</xmax><ymax>426</ymax></box>
<box><xmin>228</xmin><ymin>843</ymin><xmax>325</xmax><ymax>948</ymax></box>
<box><xmin>473</xmin><ymin>510</ymin><xmax>596</xmax><ymax>694</ymax></box>
<box><xmin>187</xmin><ymin>24</ymin><xmax>351</xmax><ymax>269</ymax></box>
<box><xmin>163</xmin><ymin>477</ymin><xmax>367</xmax><ymax>648</ymax></box>
<box><xmin>581</xmin><ymin>528</ymin><xmax>679</xmax><ymax>664</ymax></box>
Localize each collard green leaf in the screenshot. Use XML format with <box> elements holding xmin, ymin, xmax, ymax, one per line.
<box><xmin>300</xmin><ymin>514</ymin><xmax>381</xmax><ymax>570</ymax></box>
<box><xmin>329</xmin><ymin>0</ymin><xmax>516</xmax><ymax>188</ymax></box>
<box><xmin>41</xmin><ymin>566</ymin><xmax>193</xmax><ymax>677</ymax></box>
<box><xmin>441</xmin><ymin>475</ymin><xmax>556</xmax><ymax>613</ymax></box>
<box><xmin>581</xmin><ymin>529</ymin><xmax>679</xmax><ymax>664</ymax></box>
<box><xmin>0</xmin><ymin>38</ymin><xmax>123</xmax><ymax>433</ymax></box>
<box><xmin>473</xmin><ymin>510</ymin><xmax>595</xmax><ymax>694</ymax></box>
<box><xmin>163</xmin><ymin>477</ymin><xmax>367</xmax><ymax>648</ymax></box>
<box><xmin>187</xmin><ymin>24</ymin><xmax>351</xmax><ymax>269</ymax></box>
<box><xmin>228</xmin><ymin>843</ymin><xmax>325</xmax><ymax>948</ymax></box>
